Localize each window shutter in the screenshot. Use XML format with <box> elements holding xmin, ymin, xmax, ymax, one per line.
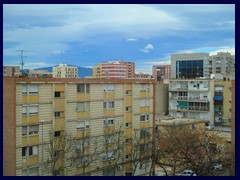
<box><xmin>22</xmin><ymin>126</ymin><xmax>27</xmax><ymax>136</ymax></box>
<box><xmin>29</xmin><ymin>106</ymin><xmax>38</xmax><ymax>115</ymax></box>
<box><xmin>29</xmin><ymin>85</ymin><xmax>38</xmax><ymax>94</ymax></box>
<box><xmin>22</xmin><ymin>84</ymin><xmax>27</xmax><ymax>94</ymax></box>
<box><xmin>22</xmin><ymin>106</ymin><xmax>27</xmax><ymax>115</ymax></box>
<box><xmin>77</xmin><ymin>102</ymin><xmax>85</xmax><ymax>112</ymax></box>
<box><xmin>85</xmin><ymin>102</ymin><xmax>90</xmax><ymax>111</ymax></box>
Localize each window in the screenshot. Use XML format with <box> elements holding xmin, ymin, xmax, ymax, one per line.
<box><xmin>85</xmin><ymin>120</ymin><xmax>90</xmax><ymax>129</ymax></box>
<box><xmin>103</xmin><ymin>101</ymin><xmax>115</xmax><ymax>109</ymax></box>
<box><xmin>77</xmin><ymin>102</ymin><xmax>90</xmax><ymax>112</ymax></box>
<box><xmin>140</xmin><ymin>129</ymin><xmax>151</xmax><ymax>138</ymax></box>
<box><xmin>103</xmin><ymin>84</ymin><xmax>115</xmax><ymax>92</ymax></box>
<box><xmin>140</xmin><ymin>99</ymin><xmax>150</xmax><ymax>107</ymax></box>
<box><xmin>29</xmin><ymin>167</ymin><xmax>39</xmax><ymax>176</ymax></box>
<box><xmin>125</xmin><ymin>138</ymin><xmax>131</xmax><ymax>144</ymax></box>
<box><xmin>104</xmin><ymin>135</ymin><xmax>115</xmax><ymax>144</ymax></box>
<box><xmin>103</xmin><ymin>118</ymin><xmax>115</xmax><ymax>126</ymax></box>
<box><xmin>22</xmin><ymin>84</ymin><xmax>27</xmax><ymax>94</ymax></box>
<box><xmin>54</xmin><ymin>91</ymin><xmax>61</xmax><ymax>98</ymax></box>
<box><xmin>29</xmin><ymin>146</ymin><xmax>38</xmax><ymax>156</ymax></box>
<box><xmin>29</xmin><ymin>85</ymin><xmax>38</xmax><ymax>94</ymax></box>
<box><xmin>77</xmin><ymin>84</ymin><xmax>85</xmax><ymax>93</ymax></box>
<box><xmin>77</xmin><ymin>102</ymin><xmax>85</xmax><ymax>112</ymax></box>
<box><xmin>86</xmin><ymin>84</ymin><xmax>90</xmax><ymax>93</ymax></box>
<box><xmin>103</xmin><ymin>167</ymin><xmax>115</xmax><ymax>176</ymax></box>
<box><xmin>54</xmin><ymin>131</ymin><xmax>61</xmax><ymax>137</ymax></box>
<box><xmin>125</xmin><ymin>90</ymin><xmax>131</xmax><ymax>95</ymax></box>
<box><xmin>29</xmin><ymin>125</ymin><xmax>39</xmax><ymax>135</ymax></box>
<box><xmin>140</xmin><ymin>114</ymin><xmax>149</xmax><ymax>121</ymax></box>
<box><xmin>140</xmin><ymin>144</ymin><xmax>148</xmax><ymax>152</ymax></box>
<box><xmin>77</xmin><ymin>156</ymin><xmax>90</xmax><ymax>167</ymax></box>
<box><xmin>22</xmin><ymin>169</ymin><xmax>27</xmax><ymax>176</ymax></box>
<box><xmin>29</xmin><ymin>105</ymin><xmax>38</xmax><ymax>115</ymax></box>
<box><xmin>125</xmin><ymin>155</ymin><xmax>129</xmax><ymax>160</ymax></box>
<box><xmin>77</xmin><ymin>121</ymin><xmax>85</xmax><ymax>130</ymax></box>
<box><xmin>126</xmin><ymin>106</ymin><xmax>131</xmax><ymax>112</ymax></box>
<box><xmin>108</xmin><ymin>101</ymin><xmax>114</xmax><ymax>109</ymax></box>
<box><xmin>22</xmin><ymin>106</ymin><xmax>27</xmax><ymax>115</ymax></box>
<box><xmin>22</xmin><ymin>126</ymin><xmax>27</xmax><ymax>136</ymax></box>
<box><xmin>54</xmin><ymin>112</ymin><xmax>62</xmax><ymax>118</ymax></box>
<box><xmin>125</xmin><ymin>123</ymin><xmax>131</xmax><ymax>128</ymax></box>
<box><xmin>141</xmin><ymin>84</ymin><xmax>150</xmax><ymax>91</ymax></box>
<box><xmin>103</xmin><ymin>151</ymin><xmax>115</xmax><ymax>161</ymax></box>
<box><xmin>22</xmin><ymin>147</ymin><xmax>27</xmax><ymax>157</ymax></box>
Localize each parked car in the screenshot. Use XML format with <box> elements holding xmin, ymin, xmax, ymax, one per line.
<box><xmin>214</xmin><ymin>163</ymin><xmax>223</xmax><ymax>171</ymax></box>
<box><xmin>176</xmin><ymin>169</ymin><xmax>197</xmax><ymax>176</ymax></box>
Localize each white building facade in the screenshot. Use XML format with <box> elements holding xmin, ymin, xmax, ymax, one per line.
<box><xmin>169</xmin><ymin>79</ymin><xmax>214</xmax><ymax>125</ymax></box>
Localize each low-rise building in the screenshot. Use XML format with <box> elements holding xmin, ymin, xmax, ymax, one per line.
<box><xmin>3</xmin><ymin>66</ymin><xmax>21</xmax><ymax>76</ymax></box>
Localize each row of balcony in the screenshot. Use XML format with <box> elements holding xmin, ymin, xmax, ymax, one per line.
<box><xmin>169</xmin><ymin>106</ymin><xmax>209</xmax><ymax>111</ymax></box>
<box><xmin>170</xmin><ymin>96</ymin><xmax>209</xmax><ymax>101</ymax></box>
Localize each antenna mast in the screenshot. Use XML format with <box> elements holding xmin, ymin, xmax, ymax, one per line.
<box><xmin>17</xmin><ymin>50</ymin><xmax>27</xmax><ymax>77</ymax></box>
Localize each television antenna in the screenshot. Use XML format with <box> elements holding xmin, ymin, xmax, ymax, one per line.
<box><xmin>17</xmin><ymin>50</ymin><xmax>27</xmax><ymax>76</ymax></box>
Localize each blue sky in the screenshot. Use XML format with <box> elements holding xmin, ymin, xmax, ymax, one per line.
<box><xmin>3</xmin><ymin>4</ymin><xmax>235</xmax><ymax>74</ymax></box>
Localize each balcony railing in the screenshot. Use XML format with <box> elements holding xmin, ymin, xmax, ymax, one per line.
<box><xmin>189</xmin><ymin>106</ymin><xmax>209</xmax><ymax>111</ymax></box>
<box><xmin>188</xmin><ymin>97</ymin><xmax>208</xmax><ymax>101</ymax></box>
<box><xmin>169</xmin><ymin>87</ymin><xmax>188</xmax><ymax>91</ymax></box>
<box><xmin>170</xmin><ymin>96</ymin><xmax>188</xmax><ymax>100</ymax></box>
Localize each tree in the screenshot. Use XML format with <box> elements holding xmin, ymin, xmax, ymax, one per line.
<box><xmin>155</xmin><ymin>125</ymin><xmax>231</xmax><ymax>176</ymax></box>
<box><xmin>126</xmin><ymin>127</ymin><xmax>153</xmax><ymax>176</ymax></box>
<box><xmin>43</xmin><ymin>130</ymin><xmax>75</xmax><ymax>176</ymax></box>
<box><xmin>100</xmin><ymin>125</ymin><xmax>124</xmax><ymax>176</ymax></box>
<box><xmin>71</xmin><ymin>135</ymin><xmax>99</xmax><ymax>176</ymax></box>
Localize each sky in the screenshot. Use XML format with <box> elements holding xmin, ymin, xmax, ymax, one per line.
<box><xmin>3</xmin><ymin>4</ymin><xmax>235</xmax><ymax>74</ymax></box>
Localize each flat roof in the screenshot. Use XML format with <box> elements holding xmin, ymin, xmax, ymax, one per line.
<box><xmin>156</xmin><ymin>118</ymin><xmax>207</xmax><ymax>126</ymax></box>
<box><xmin>4</xmin><ymin>76</ymin><xmax>155</xmax><ymax>84</ymax></box>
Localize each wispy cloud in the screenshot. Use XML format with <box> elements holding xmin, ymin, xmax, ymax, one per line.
<box><xmin>51</xmin><ymin>50</ymin><xmax>65</xmax><ymax>55</ymax></box>
<box><xmin>126</xmin><ymin>38</ymin><xmax>138</xmax><ymax>42</ymax></box>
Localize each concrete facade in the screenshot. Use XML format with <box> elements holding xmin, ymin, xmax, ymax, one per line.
<box><xmin>209</xmin><ymin>52</ymin><xmax>235</xmax><ymax>80</ymax></box>
<box><xmin>155</xmin><ymin>82</ymin><xmax>169</xmax><ymax>118</ymax></box>
<box><xmin>152</xmin><ymin>65</ymin><xmax>171</xmax><ymax>81</ymax></box>
<box><xmin>53</xmin><ymin>64</ymin><xmax>78</xmax><ymax>78</ymax></box>
<box><xmin>3</xmin><ymin>77</ymin><xmax>155</xmax><ymax>176</ymax></box>
<box><xmin>3</xmin><ymin>66</ymin><xmax>20</xmax><ymax>77</ymax></box>
<box><xmin>169</xmin><ymin>79</ymin><xmax>214</xmax><ymax>125</ymax></box>
<box><xmin>92</xmin><ymin>60</ymin><xmax>135</xmax><ymax>79</ymax></box>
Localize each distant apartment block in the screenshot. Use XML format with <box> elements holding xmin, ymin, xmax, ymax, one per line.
<box><xmin>171</xmin><ymin>53</ymin><xmax>209</xmax><ymax>79</ymax></box>
<box><xmin>214</xmin><ymin>81</ymin><xmax>232</xmax><ymax>126</ymax></box>
<box><xmin>53</xmin><ymin>64</ymin><xmax>78</xmax><ymax>78</ymax></box>
<box><xmin>135</xmin><ymin>72</ymin><xmax>152</xmax><ymax>79</ymax></box>
<box><xmin>3</xmin><ymin>66</ymin><xmax>20</xmax><ymax>77</ymax></box>
<box><xmin>92</xmin><ymin>60</ymin><xmax>135</xmax><ymax>79</ymax></box>
<box><xmin>169</xmin><ymin>79</ymin><xmax>214</xmax><ymax>125</ymax></box>
<box><xmin>3</xmin><ymin>77</ymin><xmax>155</xmax><ymax>176</ymax></box>
<box><xmin>29</xmin><ymin>70</ymin><xmax>53</xmax><ymax>78</ymax></box>
<box><xmin>152</xmin><ymin>65</ymin><xmax>171</xmax><ymax>81</ymax></box>
<box><xmin>209</xmin><ymin>52</ymin><xmax>235</xmax><ymax>80</ymax></box>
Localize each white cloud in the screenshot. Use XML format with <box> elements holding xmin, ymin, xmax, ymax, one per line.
<box><xmin>126</xmin><ymin>38</ymin><xmax>138</xmax><ymax>42</ymax></box>
<box><xmin>209</xmin><ymin>47</ymin><xmax>235</xmax><ymax>56</ymax></box>
<box><xmin>140</xmin><ymin>43</ymin><xmax>154</xmax><ymax>53</ymax></box>
<box><xmin>145</xmin><ymin>44</ymin><xmax>154</xmax><ymax>50</ymax></box>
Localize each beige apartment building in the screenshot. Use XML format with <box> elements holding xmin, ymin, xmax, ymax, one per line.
<box><xmin>3</xmin><ymin>77</ymin><xmax>155</xmax><ymax>176</ymax></box>
<box><xmin>53</xmin><ymin>64</ymin><xmax>78</xmax><ymax>78</ymax></box>
<box><xmin>209</xmin><ymin>52</ymin><xmax>235</xmax><ymax>80</ymax></box>
<box><xmin>3</xmin><ymin>66</ymin><xmax>21</xmax><ymax>77</ymax></box>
